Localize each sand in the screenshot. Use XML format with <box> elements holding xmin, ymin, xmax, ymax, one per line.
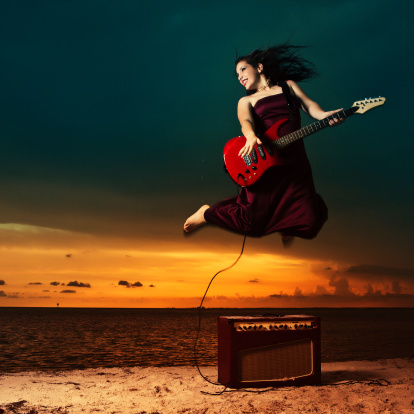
<box><xmin>0</xmin><ymin>359</ymin><xmax>413</xmax><ymax>413</ymax></box>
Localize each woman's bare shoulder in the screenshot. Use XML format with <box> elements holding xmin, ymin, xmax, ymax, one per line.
<box><xmin>238</xmin><ymin>95</ymin><xmax>252</xmax><ymax>104</ymax></box>
<box><xmin>237</xmin><ymin>95</ymin><xmax>254</xmax><ymax>109</ymax></box>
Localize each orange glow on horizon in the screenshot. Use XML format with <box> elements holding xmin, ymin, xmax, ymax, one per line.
<box><xmin>1</xmin><ymin>223</ymin><xmax>413</xmax><ymax>308</ymax></box>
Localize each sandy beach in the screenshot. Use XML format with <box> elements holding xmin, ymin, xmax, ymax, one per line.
<box><xmin>0</xmin><ymin>358</ymin><xmax>413</xmax><ymax>413</ymax></box>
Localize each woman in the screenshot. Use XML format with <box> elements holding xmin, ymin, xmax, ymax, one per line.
<box><xmin>183</xmin><ymin>45</ymin><xmax>343</xmax><ymax>244</ymax></box>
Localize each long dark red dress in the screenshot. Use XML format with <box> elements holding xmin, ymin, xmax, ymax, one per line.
<box><xmin>204</xmin><ymin>92</ymin><xmax>328</xmax><ymax>239</ymax></box>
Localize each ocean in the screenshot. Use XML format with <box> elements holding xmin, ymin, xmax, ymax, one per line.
<box><xmin>0</xmin><ymin>307</ymin><xmax>413</xmax><ymax>373</ymax></box>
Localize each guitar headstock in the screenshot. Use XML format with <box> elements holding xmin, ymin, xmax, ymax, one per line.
<box><xmin>352</xmin><ymin>97</ymin><xmax>386</xmax><ymax>114</ymax></box>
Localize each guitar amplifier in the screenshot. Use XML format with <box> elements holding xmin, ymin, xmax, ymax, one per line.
<box><xmin>218</xmin><ymin>315</ymin><xmax>321</xmax><ymax>389</ymax></box>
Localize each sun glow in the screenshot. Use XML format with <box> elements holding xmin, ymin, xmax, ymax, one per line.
<box><xmin>1</xmin><ymin>223</ymin><xmax>413</xmax><ymax>308</ymax></box>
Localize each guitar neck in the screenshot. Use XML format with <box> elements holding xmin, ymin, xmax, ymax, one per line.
<box><xmin>273</xmin><ymin>106</ymin><xmax>357</xmax><ymax>150</ymax></box>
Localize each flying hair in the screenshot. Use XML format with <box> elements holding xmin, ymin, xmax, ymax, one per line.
<box><xmin>235</xmin><ymin>43</ymin><xmax>318</xmax><ymax>87</ymax></box>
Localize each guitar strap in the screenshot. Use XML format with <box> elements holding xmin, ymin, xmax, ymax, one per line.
<box><xmin>278</xmin><ymin>81</ymin><xmax>294</xmax><ymax>121</ymax></box>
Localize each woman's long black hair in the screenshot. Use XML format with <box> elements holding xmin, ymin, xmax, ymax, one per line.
<box><xmin>235</xmin><ymin>44</ymin><xmax>318</xmax><ymax>85</ymax></box>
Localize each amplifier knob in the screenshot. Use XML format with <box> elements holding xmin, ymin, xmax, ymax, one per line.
<box><xmin>294</xmin><ymin>324</ymin><xmax>298</xmax><ymax>329</ymax></box>
<box><xmin>258</xmin><ymin>325</ymin><xmax>263</xmax><ymax>330</ymax></box>
<box><xmin>279</xmin><ymin>324</ymin><xmax>284</xmax><ymax>329</ymax></box>
<box><xmin>269</xmin><ymin>325</ymin><xmax>273</xmax><ymax>330</ymax></box>
<box><xmin>284</xmin><ymin>325</ymin><xmax>288</xmax><ymax>329</ymax></box>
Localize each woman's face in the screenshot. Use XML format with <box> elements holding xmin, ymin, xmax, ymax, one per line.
<box><xmin>235</xmin><ymin>60</ymin><xmax>261</xmax><ymax>90</ymax></box>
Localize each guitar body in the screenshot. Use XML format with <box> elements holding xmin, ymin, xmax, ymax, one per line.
<box><xmin>223</xmin><ymin>118</ymin><xmax>289</xmax><ymax>187</ymax></box>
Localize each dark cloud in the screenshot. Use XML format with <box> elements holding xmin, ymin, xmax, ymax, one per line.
<box><xmin>392</xmin><ymin>281</ymin><xmax>402</xmax><ymax>295</ymax></box>
<box><xmin>294</xmin><ymin>287</ymin><xmax>304</xmax><ymax>297</ymax></box>
<box><xmin>345</xmin><ymin>265</ymin><xmax>414</xmax><ymax>281</ymax></box>
<box><xmin>118</xmin><ymin>280</ymin><xmax>143</xmax><ymax>288</ymax></box>
<box><xmin>6</xmin><ymin>293</ymin><xmax>20</xmax><ymax>299</ymax></box>
<box><xmin>0</xmin><ymin>291</ymin><xmax>6</xmax><ymax>297</ymax></box>
<box><xmin>364</xmin><ymin>284</ymin><xmax>382</xmax><ymax>296</ymax></box>
<box><xmin>314</xmin><ymin>285</ymin><xmax>330</xmax><ymax>295</ymax></box>
<box><xmin>28</xmin><ymin>282</ymin><xmax>42</xmax><ymax>285</ymax></box>
<box><xmin>149</xmin><ymin>284</ymin><xmax>155</xmax><ymax>288</ymax></box>
<box><xmin>60</xmin><ymin>290</ymin><xmax>76</xmax><ymax>293</ymax></box>
<box><xmin>329</xmin><ymin>276</ymin><xmax>355</xmax><ymax>296</ymax></box>
<box><xmin>66</xmin><ymin>254</ymin><xmax>72</xmax><ymax>258</ymax></box>
<box><xmin>249</xmin><ymin>279</ymin><xmax>260</xmax><ymax>283</ymax></box>
<box><xmin>0</xmin><ymin>280</ymin><xmax>5</xmax><ymax>285</ymax></box>
<box><xmin>269</xmin><ymin>293</ymin><xmax>288</xmax><ymax>298</ymax></box>
<box><xmin>43</xmin><ymin>290</ymin><xmax>50</xmax><ymax>292</ymax></box>
<box><xmin>50</xmin><ymin>281</ymin><xmax>60</xmax><ymax>286</ymax></box>
<box><xmin>67</xmin><ymin>281</ymin><xmax>91</xmax><ymax>288</ymax></box>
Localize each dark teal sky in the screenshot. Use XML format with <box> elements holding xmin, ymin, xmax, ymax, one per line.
<box><xmin>1</xmin><ymin>1</ymin><xmax>413</xmax><ymax>280</ymax></box>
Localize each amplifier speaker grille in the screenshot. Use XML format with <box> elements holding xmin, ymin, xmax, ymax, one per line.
<box><xmin>238</xmin><ymin>338</ymin><xmax>313</xmax><ymax>382</ymax></box>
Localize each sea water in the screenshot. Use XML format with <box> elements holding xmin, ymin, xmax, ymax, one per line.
<box><xmin>0</xmin><ymin>307</ymin><xmax>413</xmax><ymax>373</ymax></box>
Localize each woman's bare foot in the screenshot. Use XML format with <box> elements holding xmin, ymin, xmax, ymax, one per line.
<box><xmin>184</xmin><ymin>205</ymin><xmax>210</xmax><ymax>233</ymax></box>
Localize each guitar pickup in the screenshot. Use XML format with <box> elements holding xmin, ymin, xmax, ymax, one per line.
<box><xmin>251</xmin><ymin>148</ymin><xmax>258</xmax><ymax>163</ymax></box>
<box><xmin>257</xmin><ymin>144</ymin><xmax>266</xmax><ymax>160</ymax></box>
<box><xmin>265</xmin><ymin>143</ymin><xmax>274</xmax><ymax>156</ymax></box>
<box><xmin>243</xmin><ymin>155</ymin><xmax>252</xmax><ymax>166</ymax></box>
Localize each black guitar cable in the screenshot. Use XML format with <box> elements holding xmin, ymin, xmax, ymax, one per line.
<box><xmin>193</xmin><ymin>174</ymin><xmax>249</xmax><ymax>395</ymax></box>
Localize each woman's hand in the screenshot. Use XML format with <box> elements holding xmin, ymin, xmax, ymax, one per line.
<box><xmin>322</xmin><ymin>109</ymin><xmax>345</xmax><ymax>126</ymax></box>
<box><xmin>238</xmin><ymin>135</ymin><xmax>262</xmax><ymax>158</ymax></box>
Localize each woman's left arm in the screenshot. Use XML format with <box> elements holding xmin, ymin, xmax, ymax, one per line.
<box><xmin>287</xmin><ymin>80</ymin><xmax>344</xmax><ymax>126</ymax></box>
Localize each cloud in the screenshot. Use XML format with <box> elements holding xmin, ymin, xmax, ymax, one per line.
<box><xmin>0</xmin><ymin>291</ymin><xmax>6</xmax><ymax>297</ymax></box>
<box><xmin>314</xmin><ymin>285</ymin><xmax>330</xmax><ymax>295</ymax></box>
<box><xmin>0</xmin><ymin>280</ymin><xmax>5</xmax><ymax>285</ymax></box>
<box><xmin>294</xmin><ymin>287</ymin><xmax>304</xmax><ymax>297</ymax></box>
<box><xmin>118</xmin><ymin>280</ymin><xmax>143</xmax><ymax>288</ymax></box>
<box><xmin>329</xmin><ymin>275</ymin><xmax>355</xmax><ymax>296</ymax></box>
<box><xmin>50</xmin><ymin>281</ymin><xmax>60</xmax><ymax>286</ymax></box>
<box><xmin>392</xmin><ymin>281</ymin><xmax>402</xmax><ymax>294</ymax></box>
<box><xmin>28</xmin><ymin>282</ymin><xmax>42</xmax><ymax>285</ymax></box>
<box><xmin>149</xmin><ymin>284</ymin><xmax>155</xmax><ymax>288</ymax></box>
<box><xmin>60</xmin><ymin>290</ymin><xmax>76</xmax><ymax>293</ymax></box>
<box><xmin>364</xmin><ymin>283</ymin><xmax>382</xmax><ymax>296</ymax></box>
<box><xmin>269</xmin><ymin>292</ymin><xmax>288</xmax><ymax>298</ymax></box>
<box><xmin>345</xmin><ymin>265</ymin><xmax>414</xmax><ymax>281</ymax></box>
<box><xmin>66</xmin><ymin>254</ymin><xmax>72</xmax><ymax>258</ymax></box>
<box><xmin>67</xmin><ymin>281</ymin><xmax>91</xmax><ymax>288</ymax></box>
<box><xmin>249</xmin><ymin>278</ymin><xmax>260</xmax><ymax>283</ymax></box>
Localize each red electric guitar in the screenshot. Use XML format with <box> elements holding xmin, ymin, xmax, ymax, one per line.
<box><xmin>223</xmin><ymin>97</ymin><xmax>386</xmax><ymax>187</ymax></box>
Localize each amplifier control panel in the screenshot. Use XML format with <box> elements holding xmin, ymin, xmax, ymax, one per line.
<box><xmin>234</xmin><ymin>321</ymin><xmax>317</xmax><ymax>331</ymax></box>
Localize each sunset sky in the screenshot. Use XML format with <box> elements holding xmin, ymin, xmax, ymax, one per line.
<box><xmin>1</xmin><ymin>0</ymin><xmax>413</xmax><ymax>308</ymax></box>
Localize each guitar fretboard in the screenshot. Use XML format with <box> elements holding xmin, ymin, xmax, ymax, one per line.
<box><xmin>273</xmin><ymin>107</ymin><xmax>357</xmax><ymax>150</ymax></box>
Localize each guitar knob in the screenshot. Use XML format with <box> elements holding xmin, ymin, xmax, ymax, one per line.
<box><xmin>245</xmin><ymin>169</ymin><xmax>250</xmax><ymax>173</ymax></box>
<box><xmin>252</xmin><ymin>166</ymin><xmax>257</xmax><ymax>170</ymax></box>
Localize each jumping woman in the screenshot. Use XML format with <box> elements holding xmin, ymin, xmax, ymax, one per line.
<box><xmin>184</xmin><ymin>44</ymin><xmax>343</xmax><ymax>245</ymax></box>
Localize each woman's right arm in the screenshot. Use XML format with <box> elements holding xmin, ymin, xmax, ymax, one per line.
<box><xmin>237</xmin><ymin>97</ymin><xmax>263</xmax><ymax>157</ymax></box>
